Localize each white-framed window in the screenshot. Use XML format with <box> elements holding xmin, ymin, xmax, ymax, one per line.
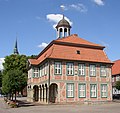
<box><xmin>113</xmin><ymin>87</ymin><xmax>120</xmax><ymax>94</ymax></box>
<box><xmin>100</xmin><ymin>66</ymin><xmax>106</xmax><ymax>77</ymax></box>
<box><xmin>41</xmin><ymin>66</ymin><xmax>44</xmax><ymax>76</ymax></box>
<box><xmin>78</xmin><ymin>64</ymin><xmax>85</xmax><ymax>76</ymax></box>
<box><xmin>101</xmin><ymin>84</ymin><xmax>107</xmax><ymax>98</ymax></box>
<box><xmin>67</xmin><ymin>83</ymin><xmax>74</xmax><ymax>98</ymax></box>
<box><xmin>116</xmin><ymin>76</ymin><xmax>120</xmax><ymax>81</ymax></box>
<box><xmin>39</xmin><ymin>67</ymin><xmax>42</xmax><ymax>77</ymax></box>
<box><xmin>54</xmin><ymin>62</ymin><xmax>62</xmax><ymax>74</ymax></box>
<box><xmin>79</xmin><ymin>84</ymin><xmax>86</xmax><ymax>98</ymax></box>
<box><xmin>33</xmin><ymin>68</ymin><xmax>39</xmax><ymax>78</ymax></box>
<box><xmin>90</xmin><ymin>84</ymin><xmax>97</xmax><ymax>98</ymax></box>
<box><xmin>90</xmin><ymin>64</ymin><xmax>96</xmax><ymax>76</ymax></box>
<box><xmin>45</xmin><ymin>63</ymin><xmax>47</xmax><ymax>75</ymax></box>
<box><xmin>67</xmin><ymin>63</ymin><xmax>74</xmax><ymax>75</ymax></box>
<box><xmin>43</xmin><ymin>65</ymin><xmax>45</xmax><ymax>76</ymax></box>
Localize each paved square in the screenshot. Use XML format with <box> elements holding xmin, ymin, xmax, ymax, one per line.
<box><xmin>0</xmin><ymin>98</ymin><xmax>120</xmax><ymax>113</ymax></box>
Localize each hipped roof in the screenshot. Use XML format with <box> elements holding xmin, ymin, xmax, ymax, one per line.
<box><xmin>29</xmin><ymin>34</ymin><xmax>112</xmax><ymax>65</ymax></box>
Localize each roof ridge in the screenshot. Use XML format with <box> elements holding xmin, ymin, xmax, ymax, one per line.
<box><xmin>55</xmin><ymin>34</ymin><xmax>104</xmax><ymax>49</ymax></box>
<box><xmin>48</xmin><ymin>44</ymin><xmax>55</xmax><ymax>58</ymax></box>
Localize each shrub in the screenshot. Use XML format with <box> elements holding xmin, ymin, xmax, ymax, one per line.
<box><xmin>9</xmin><ymin>101</ymin><xmax>18</xmax><ymax>108</ymax></box>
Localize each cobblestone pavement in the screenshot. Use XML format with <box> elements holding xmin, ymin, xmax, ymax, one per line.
<box><xmin>0</xmin><ymin>97</ymin><xmax>120</xmax><ymax>113</ymax></box>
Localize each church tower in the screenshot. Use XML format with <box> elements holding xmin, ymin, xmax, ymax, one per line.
<box><xmin>56</xmin><ymin>15</ymin><xmax>71</xmax><ymax>38</ymax></box>
<box><xmin>13</xmin><ymin>39</ymin><xmax>19</xmax><ymax>55</ymax></box>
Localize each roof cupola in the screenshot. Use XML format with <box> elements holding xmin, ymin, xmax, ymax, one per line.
<box><xmin>56</xmin><ymin>15</ymin><xmax>71</xmax><ymax>38</ymax></box>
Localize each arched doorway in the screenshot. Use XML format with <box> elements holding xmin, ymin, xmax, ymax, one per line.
<box><xmin>33</xmin><ymin>85</ymin><xmax>39</xmax><ymax>101</ymax></box>
<box><xmin>49</xmin><ymin>83</ymin><xmax>58</xmax><ymax>103</ymax></box>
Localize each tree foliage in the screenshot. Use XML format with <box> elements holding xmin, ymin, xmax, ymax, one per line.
<box><xmin>115</xmin><ymin>81</ymin><xmax>120</xmax><ymax>90</ymax></box>
<box><xmin>2</xmin><ymin>54</ymin><xmax>28</xmax><ymax>99</ymax></box>
<box><xmin>3</xmin><ymin>54</ymin><xmax>28</xmax><ymax>75</ymax></box>
<box><xmin>0</xmin><ymin>71</ymin><xmax>2</xmax><ymax>87</ymax></box>
<box><xmin>2</xmin><ymin>70</ymin><xmax>27</xmax><ymax>94</ymax></box>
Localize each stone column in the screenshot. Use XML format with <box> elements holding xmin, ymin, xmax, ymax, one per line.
<box><xmin>67</xmin><ymin>28</ymin><xmax>69</xmax><ymax>36</ymax></box>
<box><xmin>27</xmin><ymin>88</ymin><xmax>29</xmax><ymax>101</ymax></box>
<box><xmin>57</xmin><ymin>28</ymin><xmax>60</xmax><ymax>38</ymax></box>
<box><xmin>41</xmin><ymin>87</ymin><xmax>43</xmax><ymax>102</ymax></box>
<box><xmin>39</xmin><ymin>87</ymin><xmax>41</xmax><ymax>102</ymax></box>
<box><xmin>30</xmin><ymin>89</ymin><xmax>34</xmax><ymax>102</ymax></box>
<box><xmin>62</xmin><ymin>27</ymin><xmax>64</xmax><ymax>37</ymax></box>
<box><xmin>44</xmin><ymin>87</ymin><xmax>46</xmax><ymax>103</ymax></box>
<box><xmin>47</xmin><ymin>87</ymin><xmax>49</xmax><ymax>103</ymax></box>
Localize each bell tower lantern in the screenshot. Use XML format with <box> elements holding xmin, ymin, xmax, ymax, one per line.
<box><xmin>56</xmin><ymin>15</ymin><xmax>71</xmax><ymax>38</ymax></box>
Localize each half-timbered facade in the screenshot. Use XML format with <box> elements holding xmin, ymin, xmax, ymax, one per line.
<box><xmin>27</xmin><ymin>16</ymin><xmax>113</xmax><ymax>104</ymax></box>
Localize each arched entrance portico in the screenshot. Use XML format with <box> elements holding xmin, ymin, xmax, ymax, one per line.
<box><xmin>49</xmin><ymin>83</ymin><xmax>58</xmax><ymax>103</ymax></box>
<box><xmin>33</xmin><ymin>85</ymin><xmax>39</xmax><ymax>101</ymax></box>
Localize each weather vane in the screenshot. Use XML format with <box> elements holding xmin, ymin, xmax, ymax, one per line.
<box><xmin>60</xmin><ymin>5</ymin><xmax>65</xmax><ymax>18</ymax></box>
<box><xmin>60</xmin><ymin>5</ymin><xmax>65</xmax><ymax>12</ymax></box>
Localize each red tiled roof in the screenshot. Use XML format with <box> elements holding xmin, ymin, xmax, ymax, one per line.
<box><xmin>112</xmin><ymin>60</ymin><xmax>120</xmax><ymax>75</ymax></box>
<box><xmin>28</xmin><ymin>59</ymin><xmax>40</xmax><ymax>65</ymax></box>
<box><xmin>28</xmin><ymin>34</ymin><xmax>112</xmax><ymax>65</ymax></box>
<box><xmin>55</xmin><ymin>34</ymin><xmax>104</xmax><ymax>48</ymax></box>
<box><xmin>48</xmin><ymin>44</ymin><xmax>111</xmax><ymax>63</ymax></box>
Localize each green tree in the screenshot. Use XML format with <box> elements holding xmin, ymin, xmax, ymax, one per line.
<box><xmin>115</xmin><ymin>81</ymin><xmax>120</xmax><ymax>90</ymax></box>
<box><xmin>2</xmin><ymin>54</ymin><xmax>28</xmax><ymax>100</ymax></box>
<box><xmin>2</xmin><ymin>71</ymin><xmax>11</xmax><ymax>95</ymax></box>
<box><xmin>2</xmin><ymin>69</ymin><xmax>27</xmax><ymax>101</ymax></box>
<box><xmin>0</xmin><ymin>71</ymin><xmax>2</xmax><ymax>87</ymax></box>
<box><xmin>3</xmin><ymin>54</ymin><xmax>28</xmax><ymax>74</ymax></box>
<box><xmin>29</xmin><ymin>55</ymin><xmax>37</xmax><ymax>59</ymax></box>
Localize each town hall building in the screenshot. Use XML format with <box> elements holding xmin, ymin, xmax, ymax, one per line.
<box><xmin>27</xmin><ymin>16</ymin><xmax>113</xmax><ymax>104</ymax></box>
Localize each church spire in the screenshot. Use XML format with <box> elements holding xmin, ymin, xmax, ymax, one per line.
<box><xmin>14</xmin><ymin>38</ymin><xmax>19</xmax><ymax>55</ymax></box>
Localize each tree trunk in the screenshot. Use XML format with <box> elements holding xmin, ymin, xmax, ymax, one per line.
<box><xmin>12</xmin><ymin>93</ymin><xmax>13</xmax><ymax>101</ymax></box>
<box><xmin>9</xmin><ymin>93</ymin><xmax>11</xmax><ymax>100</ymax></box>
<box><xmin>15</xmin><ymin>91</ymin><xmax>16</xmax><ymax>102</ymax></box>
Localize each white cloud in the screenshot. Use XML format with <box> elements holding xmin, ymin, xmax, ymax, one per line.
<box><xmin>60</xmin><ymin>3</ymin><xmax>87</xmax><ymax>13</ymax></box>
<box><xmin>70</xmin><ymin>4</ymin><xmax>87</xmax><ymax>12</ymax></box>
<box><xmin>60</xmin><ymin>5</ymin><xmax>68</xmax><ymax>11</ymax></box>
<box><xmin>38</xmin><ymin>42</ymin><xmax>48</xmax><ymax>49</ymax></box>
<box><xmin>93</xmin><ymin>0</ymin><xmax>105</xmax><ymax>6</ymax></box>
<box><xmin>46</xmin><ymin>14</ymin><xmax>73</xmax><ymax>29</ymax></box>
<box><xmin>0</xmin><ymin>58</ymin><xmax>5</xmax><ymax>70</ymax></box>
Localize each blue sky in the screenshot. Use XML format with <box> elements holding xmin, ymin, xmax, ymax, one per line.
<box><xmin>0</xmin><ymin>0</ymin><xmax>120</xmax><ymax>67</ymax></box>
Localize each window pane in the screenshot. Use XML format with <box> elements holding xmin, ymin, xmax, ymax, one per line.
<box><xmin>67</xmin><ymin>83</ymin><xmax>74</xmax><ymax>97</ymax></box>
<box><xmin>79</xmin><ymin>64</ymin><xmax>85</xmax><ymax>76</ymax></box>
<box><xmin>79</xmin><ymin>84</ymin><xmax>86</xmax><ymax>97</ymax></box>
<box><xmin>101</xmin><ymin>66</ymin><xmax>106</xmax><ymax>76</ymax></box>
<box><xmin>33</xmin><ymin>68</ymin><xmax>39</xmax><ymax>78</ymax></box>
<box><xmin>55</xmin><ymin>62</ymin><xmax>62</xmax><ymax>74</ymax></box>
<box><xmin>101</xmin><ymin>84</ymin><xmax>107</xmax><ymax>97</ymax></box>
<box><xmin>90</xmin><ymin>84</ymin><xmax>97</xmax><ymax>97</ymax></box>
<box><xmin>90</xmin><ymin>65</ymin><xmax>96</xmax><ymax>76</ymax></box>
<box><xmin>67</xmin><ymin>63</ymin><xmax>74</xmax><ymax>75</ymax></box>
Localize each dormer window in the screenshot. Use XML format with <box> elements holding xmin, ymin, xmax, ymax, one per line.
<box><xmin>76</xmin><ymin>50</ymin><xmax>80</xmax><ymax>54</ymax></box>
